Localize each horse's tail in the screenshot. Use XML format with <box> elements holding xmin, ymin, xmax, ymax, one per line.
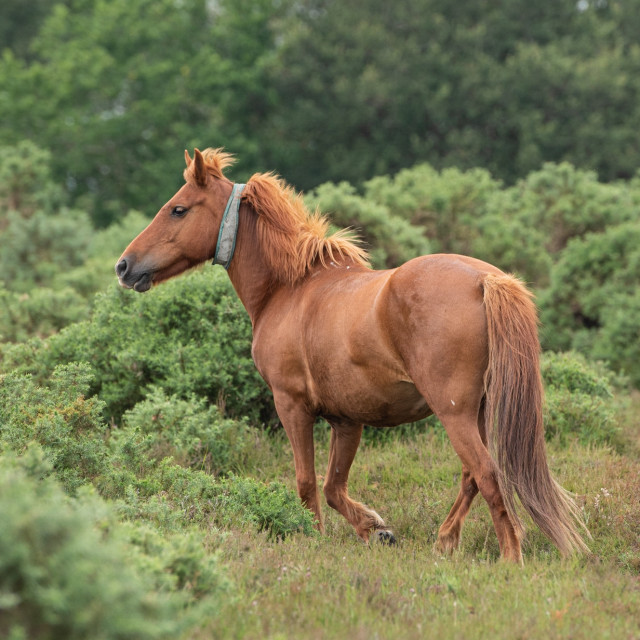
<box><xmin>482</xmin><ymin>273</ymin><xmax>590</xmax><ymax>555</ymax></box>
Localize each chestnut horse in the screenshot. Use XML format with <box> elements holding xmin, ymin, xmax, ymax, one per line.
<box><xmin>116</xmin><ymin>148</ymin><xmax>589</xmax><ymax>562</ymax></box>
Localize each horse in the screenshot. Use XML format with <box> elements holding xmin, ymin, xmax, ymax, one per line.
<box><xmin>116</xmin><ymin>148</ymin><xmax>589</xmax><ymax>562</ymax></box>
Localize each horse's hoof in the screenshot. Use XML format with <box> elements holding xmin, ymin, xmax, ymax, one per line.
<box><xmin>373</xmin><ymin>529</ymin><xmax>397</xmax><ymax>545</ymax></box>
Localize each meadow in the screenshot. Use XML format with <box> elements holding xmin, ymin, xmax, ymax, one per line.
<box><xmin>1</xmin><ymin>268</ymin><xmax>639</xmax><ymax>639</ymax></box>
<box><xmin>3</xmin><ymin>2</ymin><xmax>640</xmax><ymax>636</ymax></box>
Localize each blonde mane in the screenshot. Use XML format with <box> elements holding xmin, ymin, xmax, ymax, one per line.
<box><xmin>194</xmin><ymin>148</ymin><xmax>370</xmax><ymax>284</ymax></box>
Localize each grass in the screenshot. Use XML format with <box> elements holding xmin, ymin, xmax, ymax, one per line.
<box><xmin>190</xmin><ymin>423</ymin><xmax>640</xmax><ymax>639</ymax></box>
<box><xmin>2</xmin><ymin>370</ymin><xmax>638</xmax><ymax>639</ymax></box>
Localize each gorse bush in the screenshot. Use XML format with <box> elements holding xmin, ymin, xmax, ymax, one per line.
<box><xmin>541</xmin><ymin>351</ymin><xmax>620</xmax><ymax>445</ymax></box>
<box><xmin>0</xmin><ymin>359</ymin><xmax>315</xmax><ymax>543</ymax></box>
<box><xmin>0</xmin><ymin>363</ymin><xmax>108</xmax><ymax>494</ymax></box>
<box><xmin>1</xmin><ymin>269</ymin><xmax>272</xmax><ymax>423</ymax></box>
<box><xmin>540</xmin><ymin>221</ymin><xmax>640</xmax><ymax>385</ymax></box>
<box><xmin>0</xmin><ymin>285</ymin><xmax>88</xmax><ymax>343</ymax></box>
<box><xmin>363</xmin><ymin>163</ymin><xmax>500</xmax><ymax>256</ymax></box>
<box><xmin>120</xmin><ymin>387</ymin><xmax>253</xmax><ymax>476</ymax></box>
<box><xmin>122</xmin><ymin>461</ymin><xmax>316</xmax><ymax>541</ymax></box>
<box><xmin>306</xmin><ymin>180</ymin><xmax>431</xmax><ymax>268</ymax></box>
<box><xmin>0</xmin><ymin>449</ymin><xmax>186</xmax><ymax>640</ymax></box>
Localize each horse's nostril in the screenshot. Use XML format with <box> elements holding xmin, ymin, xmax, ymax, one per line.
<box><xmin>115</xmin><ymin>258</ymin><xmax>128</xmax><ymax>277</ymax></box>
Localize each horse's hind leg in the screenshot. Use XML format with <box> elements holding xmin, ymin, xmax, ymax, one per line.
<box><xmin>436</xmin><ymin>464</ymin><xmax>479</xmax><ymax>553</ymax></box>
<box><xmin>439</xmin><ymin>409</ymin><xmax>522</xmax><ymax>563</ymax></box>
<box><xmin>323</xmin><ymin>421</ymin><xmax>394</xmax><ymax>543</ymax></box>
<box><xmin>436</xmin><ymin>407</ymin><xmax>485</xmax><ymax>553</ymax></box>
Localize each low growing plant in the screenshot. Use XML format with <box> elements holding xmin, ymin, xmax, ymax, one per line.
<box><xmin>541</xmin><ymin>351</ymin><xmax>620</xmax><ymax>445</ymax></box>
<box><xmin>0</xmin><ymin>448</ymin><xmax>187</xmax><ymax>640</ymax></box>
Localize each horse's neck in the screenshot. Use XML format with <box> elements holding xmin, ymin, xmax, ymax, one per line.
<box><xmin>226</xmin><ymin>204</ymin><xmax>276</xmax><ymax>325</ymax></box>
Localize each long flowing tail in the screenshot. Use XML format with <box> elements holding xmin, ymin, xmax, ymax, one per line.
<box><xmin>482</xmin><ymin>273</ymin><xmax>590</xmax><ymax>555</ymax></box>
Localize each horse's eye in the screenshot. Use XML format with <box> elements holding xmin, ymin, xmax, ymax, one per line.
<box><xmin>171</xmin><ymin>205</ymin><xmax>188</xmax><ymax>218</ymax></box>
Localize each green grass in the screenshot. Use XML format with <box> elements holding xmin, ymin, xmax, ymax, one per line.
<box><xmin>2</xmin><ymin>370</ymin><xmax>639</xmax><ymax>639</ymax></box>
<box><xmin>192</xmin><ymin>427</ymin><xmax>640</xmax><ymax>640</ymax></box>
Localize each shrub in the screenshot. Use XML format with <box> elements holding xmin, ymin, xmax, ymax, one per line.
<box><xmin>0</xmin><ymin>208</ymin><xmax>94</xmax><ymax>293</ymax></box>
<box><xmin>113</xmin><ymin>459</ymin><xmax>316</xmax><ymax>541</ymax></box>
<box><xmin>119</xmin><ymin>387</ymin><xmax>253</xmax><ymax>476</ymax></box>
<box><xmin>0</xmin><ymin>449</ymin><xmax>186</xmax><ymax>640</ymax></box>
<box><xmin>363</xmin><ymin>163</ymin><xmax>500</xmax><ymax>256</ymax></box>
<box><xmin>0</xmin><ymin>268</ymin><xmax>273</xmax><ymax>424</ymax></box>
<box><xmin>539</xmin><ymin>221</ymin><xmax>640</xmax><ymax>385</ymax></box>
<box><xmin>306</xmin><ymin>181</ymin><xmax>431</xmax><ymax>268</ymax></box>
<box><xmin>541</xmin><ymin>352</ymin><xmax>619</xmax><ymax>445</ymax></box>
<box><xmin>0</xmin><ymin>363</ymin><xmax>314</xmax><ymax>544</ymax></box>
<box><xmin>0</xmin><ymin>285</ymin><xmax>88</xmax><ymax>342</ymax></box>
<box><xmin>213</xmin><ymin>473</ymin><xmax>318</xmax><ymax>540</ymax></box>
<box><xmin>0</xmin><ymin>363</ymin><xmax>108</xmax><ymax>493</ymax></box>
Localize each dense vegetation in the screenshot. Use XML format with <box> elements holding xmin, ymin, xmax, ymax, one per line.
<box><xmin>1</xmin><ymin>1</ymin><xmax>639</xmax><ymax>638</ymax></box>
<box><xmin>2</xmin><ymin>0</ymin><xmax>640</xmax><ymax>226</ymax></box>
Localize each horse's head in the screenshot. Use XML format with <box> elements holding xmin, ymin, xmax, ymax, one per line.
<box><xmin>115</xmin><ymin>148</ymin><xmax>234</xmax><ymax>292</ymax></box>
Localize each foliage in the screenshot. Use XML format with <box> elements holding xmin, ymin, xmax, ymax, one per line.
<box><xmin>541</xmin><ymin>352</ymin><xmax>619</xmax><ymax>445</ymax></box>
<box><xmin>0</xmin><ymin>140</ymin><xmax>65</xmax><ymax>218</ymax></box>
<box><xmin>540</xmin><ymin>221</ymin><xmax>640</xmax><ymax>385</ymax></box>
<box><xmin>0</xmin><ymin>145</ymin><xmax>151</xmax><ymax>343</ymax></box>
<box><xmin>266</xmin><ymin>0</ymin><xmax>640</xmax><ymax>190</ymax></box>
<box><xmin>1</xmin><ymin>5</ymin><xmax>639</xmax><ymax>637</ymax></box>
<box><xmin>119</xmin><ymin>387</ymin><xmax>253</xmax><ymax>476</ymax></box>
<box><xmin>0</xmin><ymin>141</ymin><xmax>93</xmax><ymax>293</ymax></box>
<box><xmin>1</xmin><ymin>269</ymin><xmax>272</xmax><ymax>423</ymax></box>
<box><xmin>2</xmin><ymin>0</ymin><xmax>640</xmax><ymax>222</ymax></box>
<box><xmin>0</xmin><ymin>363</ymin><xmax>109</xmax><ymax>494</ymax></box>
<box><xmin>473</xmin><ymin>162</ymin><xmax>639</xmax><ymax>285</ymax></box>
<box><xmin>0</xmin><ymin>362</ymin><xmax>314</xmax><ymax>544</ymax></box>
<box><xmin>213</xmin><ymin>473</ymin><xmax>317</xmax><ymax>540</ymax></box>
<box><xmin>0</xmin><ymin>0</ymin><xmax>290</xmax><ymax>226</ymax></box>
<box><xmin>0</xmin><ymin>449</ymin><xmax>186</xmax><ymax>640</ymax></box>
<box><xmin>306</xmin><ymin>181</ymin><xmax>430</xmax><ymax>268</ymax></box>
<box><xmin>0</xmin><ymin>285</ymin><xmax>88</xmax><ymax>343</ymax></box>
<box><xmin>364</xmin><ymin>164</ymin><xmax>500</xmax><ymax>255</ymax></box>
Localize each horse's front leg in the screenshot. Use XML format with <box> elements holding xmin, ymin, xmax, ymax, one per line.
<box><xmin>274</xmin><ymin>394</ymin><xmax>323</xmax><ymax>532</ymax></box>
<box><xmin>323</xmin><ymin>421</ymin><xmax>395</xmax><ymax>544</ymax></box>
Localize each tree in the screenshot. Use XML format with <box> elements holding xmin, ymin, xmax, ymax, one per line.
<box><xmin>0</xmin><ymin>0</ymin><xmax>290</xmax><ymax>226</ymax></box>
<box><xmin>265</xmin><ymin>0</ymin><xmax>640</xmax><ymax>188</ymax></box>
<box><xmin>540</xmin><ymin>221</ymin><xmax>640</xmax><ymax>385</ymax></box>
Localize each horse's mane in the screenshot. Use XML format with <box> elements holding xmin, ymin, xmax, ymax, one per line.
<box><xmin>193</xmin><ymin>148</ymin><xmax>370</xmax><ymax>284</ymax></box>
<box><xmin>184</xmin><ymin>148</ymin><xmax>235</xmax><ymax>182</ymax></box>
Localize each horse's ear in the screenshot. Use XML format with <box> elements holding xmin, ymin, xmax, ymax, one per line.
<box><xmin>184</xmin><ymin>149</ymin><xmax>192</xmax><ymax>167</ymax></box>
<box><xmin>193</xmin><ymin>148</ymin><xmax>208</xmax><ymax>187</ymax></box>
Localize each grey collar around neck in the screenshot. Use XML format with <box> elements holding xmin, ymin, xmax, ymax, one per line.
<box><xmin>212</xmin><ymin>182</ymin><xmax>246</xmax><ymax>270</ymax></box>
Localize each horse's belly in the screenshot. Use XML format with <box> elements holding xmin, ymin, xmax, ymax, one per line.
<box><xmin>320</xmin><ymin>379</ymin><xmax>431</xmax><ymax>427</ymax></box>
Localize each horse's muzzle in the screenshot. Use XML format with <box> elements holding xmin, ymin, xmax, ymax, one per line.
<box><xmin>115</xmin><ymin>257</ymin><xmax>153</xmax><ymax>292</ymax></box>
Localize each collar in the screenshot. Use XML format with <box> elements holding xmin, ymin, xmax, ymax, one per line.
<box><xmin>212</xmin><ymin>183</ymin><xmax>246</xmax><ymax>269</ymax></box>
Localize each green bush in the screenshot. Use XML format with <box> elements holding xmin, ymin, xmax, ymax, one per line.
<box><xmin>0</xmin><ymin>285</ymin><xmax>89</xmax><ymax>342</ymax></box>
<box><xmin>0</xmin><ymin>449</ymin><xmax>187</xmax><ymax>640</ymax></box>
<box><xmin>119</xmin><ymin>387</ymin><xmax>253</xmax><ymax>476</ymax></box>
<box><xmin>539</xmin><ymin>222</ymin><xmax>640</xmax><ymax>385</ymax></box>
<box><xmin>590</xmin><ymin>290</ymin><xmax>640</xmax><ymax>387</ymax></box>
<box><xmin>474</xmin><ymin>163</ymin><xmax>637</xmax><ymax>286</ymax></box>
<box><xmin>0</xmin><ymin>208</ymin><xmax>94</xmax><ymax>294</ymax></box>
<box><xmin>0</xmin><ymin>360</ymin><xmax>314</xmax><ymax>543</ymax></box>
<box><xmin>1</xmin><ymin>268</ymin><xmax>272</xmax><ymax>424</ymax></box>
<box><xmin>541</xmin><ymin>352</ymin><xmax>619</xmax><ymax>445</ymax></box>
<box><xmin>112</xmin><ymin>458</ymin><xmax>316</xmax><ymax>541</ymax></box>
<box><xmin>363</xmin><ymin>163</ymin><xmax>500</xmax><ymax>256</ymax></box>
<box><xmin>0</xmin><ymin>363</ymin><xmax>108</xmax><ymax>494</ymax></box>
<box><xmin>214</xmin><ymin>473</ymin><xmax>318</xmax><ymax>540</ymax></box>
<box><xmin>306</xmin><ymin>181</ymin><xmax>431</xmax><ymax>268</ymax></box>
